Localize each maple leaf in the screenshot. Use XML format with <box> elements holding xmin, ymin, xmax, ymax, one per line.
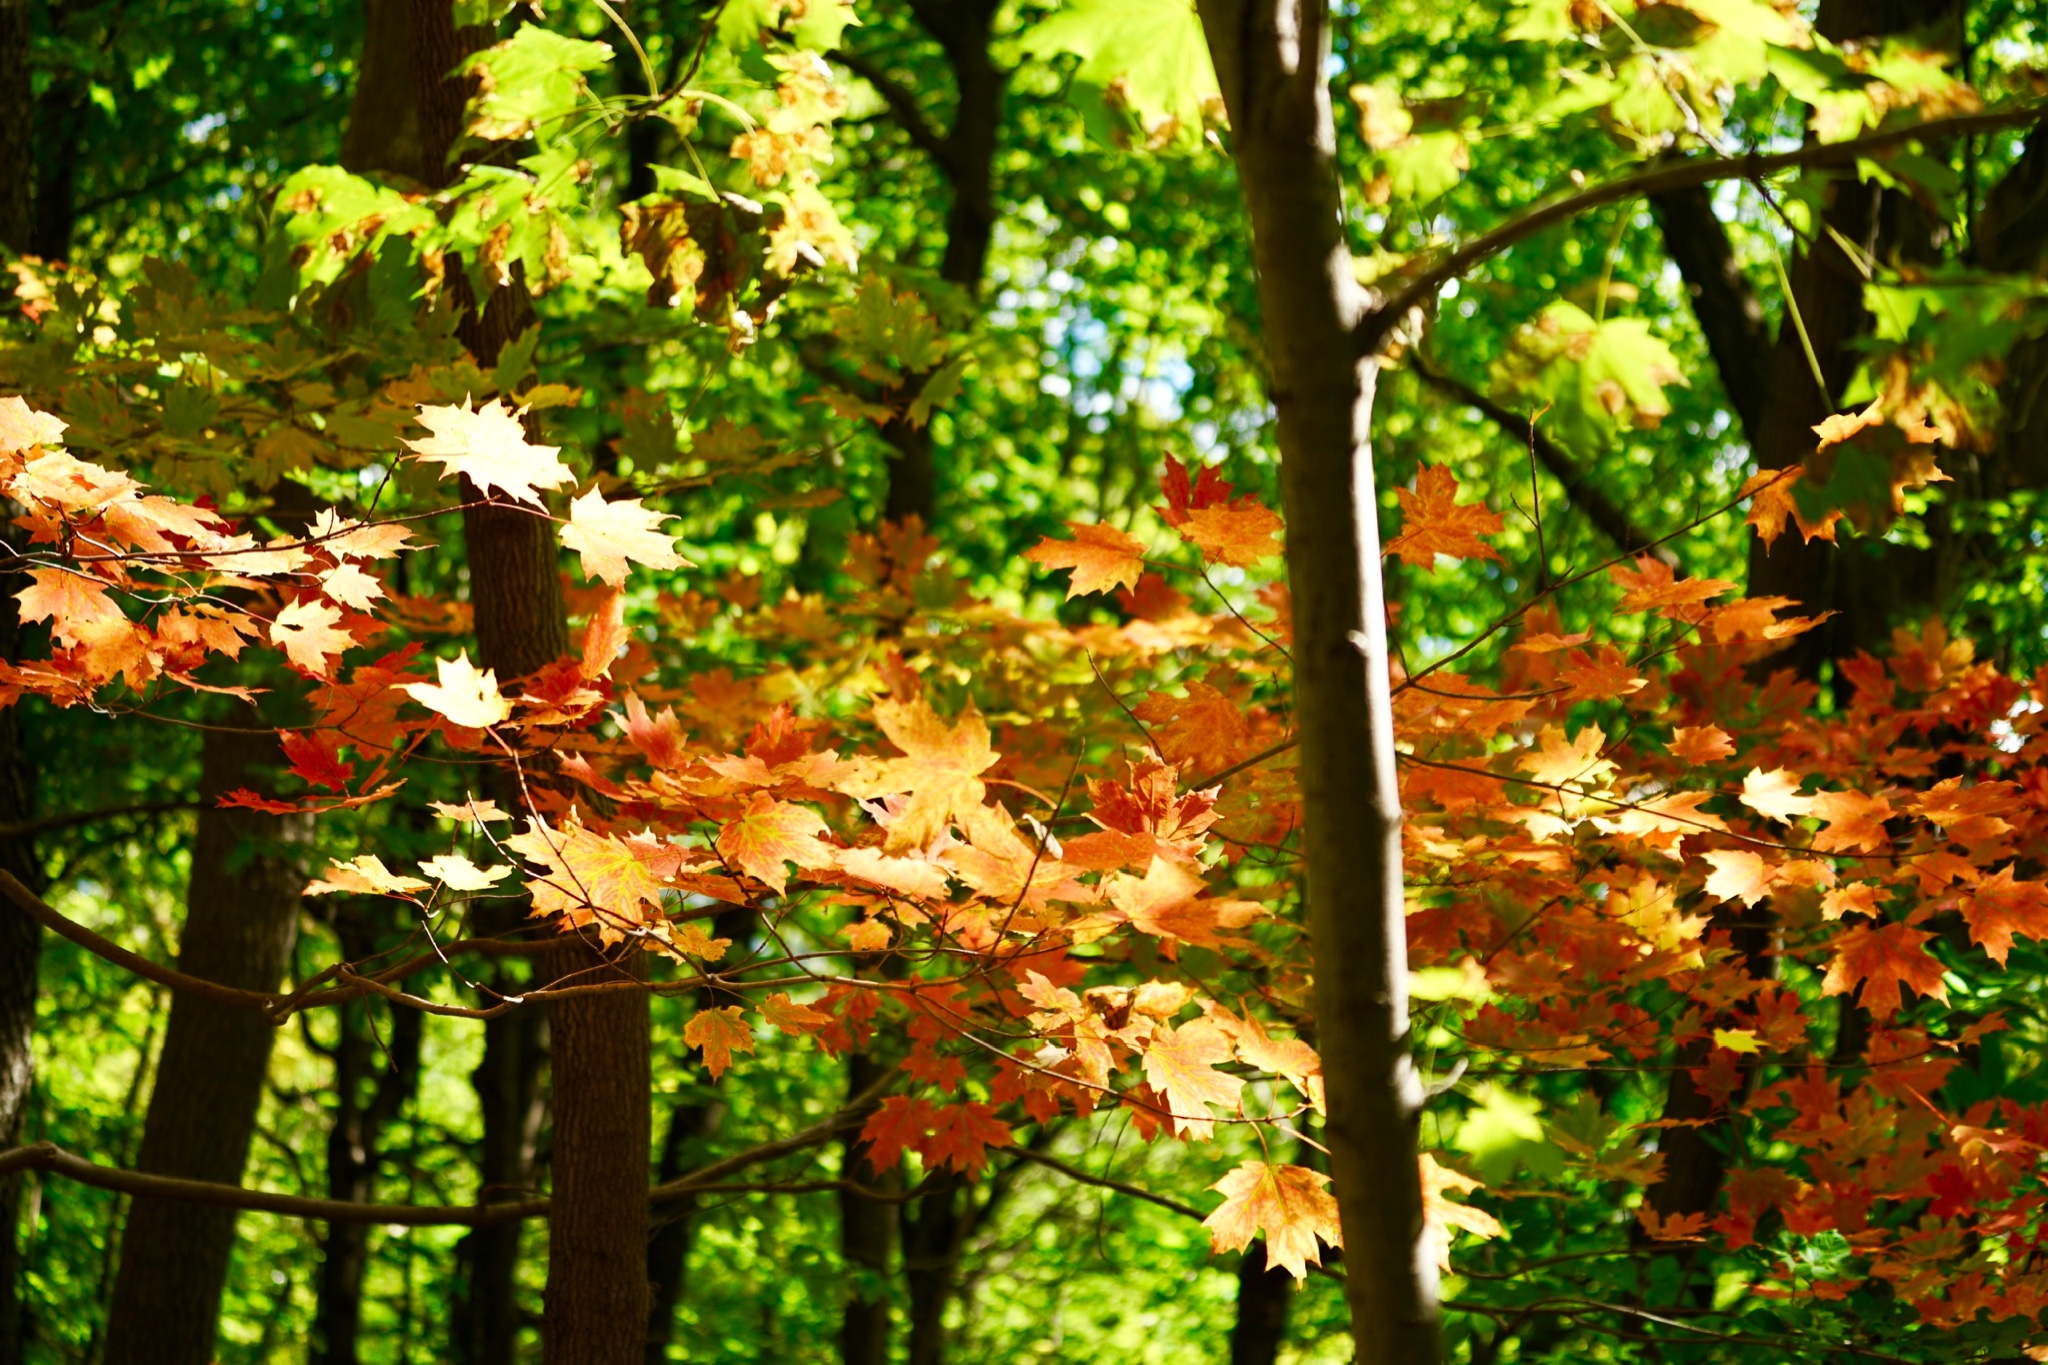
<box><xmin>1740</xmin><ymin>767</ymin><xmax>1817</xmax><ymax>823</ymax></box>
<box><xmin>1519</xmin><ymin>724</ymin><xmax>1614</xmax><ymax>788</ymax></box>
<box><xmin>405</xmin><ymin>397</ymin><xmax>572</xmax><ymax>506</ymax></box>
<box><xmin>1668</xmin><ymin>725</ymin><xmax>1734</xmax><ymax>765</ymax></box>
<box><xmin>1132</xmin><ymin>682</ymin><xmax>1250</xmax><ymax>775</ymax></box>
<box><xmin>0</xmin><ymin>396</ymin><xmax>66</xmax><ymax>453</ymax></box>
<box><xmin>1105</xmin><ymin>856</ymin><xmax>1262</xmax><ymax>948</ymax></box>
<box><xmin>1156</xmin><ymin>453</ymin><xmax>1237</xmax><ymax>527</ymax></box>
<box><xmin>1202</xmin><ymin>1161</ymin><xmax>1341</xmax><ymax>1279</ymax></box>
<box><xmin>716</xmin><ymin>793</ymin><xmax>834</xmax><ymax>894</ymax></box>
<box><xmin>1385</xmin><ymin>466</ymin><xmax>1504</xmax><ymax>569</ymax></box>
<box><xmin>1742</xmin><ymin>466</ymin><xmax>1840</xmax><ymax>548</ymax></box>
<box><xmin>1141</xmin><ymin>1019</ymin><xmax>1242</xmax><ymax>1138</ymax></box>
<box><xmin>433</xmin><ymin>797</ymin><xmax>510</xmax><ymax>824</ymax></box>
<box><xmin>1811</xmin><ymin>790</ymin><xmax>1893</xmax><ymax>853</ymax></box>
<box><xmin>419</xmin><ymin>853</ymin><xmax>513</xmax><ymax>891</ymax></box>
<box><xmin>1636</xmin><ymin>1207</ymin><xmax>1709</xmax><ymax>1243</ymax></box>
<box><xmin>860</xmin><ymin>1096</ymin><xmax>937</xmax><ymax>1171</ymax></box>
<box><xmin>280</xmin><ymin>731</ymin><xmax>354</xmax><ymax>792</ymax></box>
<box><xmin>760</xmin><ymin>992</ymin><xmax>832</xmax><ymax>1036</ymax></box>
<box><xmin>1960</xmin><ymin>867</ymin><xmax>2048</xmax><ymax>966</ymax></box>
<box><xmin>1182</xmin><ymin>501</ymin><xmax>1283</xmax><ymax>567</ymax></box>
<box><xmin>1608</xmin><ymin>557</ymin><xmax>1734</xmax><ymax>614</ymax></box>
<box><xmin>684</xmin><ymin>1005</ymin><xmax>756</xmax><ymax>1080</ymax></box>
<box><xmin>318</xmin><ymin>562</ymin><xmax>385</xmax><ymax>610</ymax></box>
<box><xmin>842</xmin><ymin>696</ymin><xmax>1001</xmax><ymax>854</ymax></box>
<box><xmin>922</xmin><ymin>1102</ymin><xmax>1015</xmax><ymax>1176</ymax></box>
<box><xmin>17</xmin><ymin>569</ymin><xmax>124</xmax><ymax>647</ymax></box>
<box><xmin>562</xmin><ymin>490</ymin><xmax>689</xmax><ymax>586</ymax></box>
<box><xmin>835</xmin><ymin>845</ymin><xmax>952</xmax><ymax>900</ymax></box>
<box><xmin>269</xmin><ymin>598</ymin><xmax>355</xmax><ymax>677</ymax></box>
<box><xmin>401</xmin><ymin>650</ymin><xmax>511</xmax><ymax>729</ymax></box>
<box><xmin>305</xmin><ymin>855</ymin><xmax>430</xmax><ymax>897</ymax></box>
<box><xmin>1821</xmin><ymin>920</ymin><xmax>1950</xmax><ymax>1017</ymax></box>
<box><xmin>1419</xmin><ymin>1153</ymin><xmax>1504</xmax><ymax>1269</ymax></box>
<box><xmin>1021</xmin><ymin>521</ymin><xmax>1147</xmax><ymax>597</ymax></box>
<box><xmin>1702</xmin><ymin>849</ymin><xmax>1777</xmax><ymax>906</ymax></box>
<box><xmin>505</xmin><ymin>816</ymin><xmax>669</xmax><ymax>944</ymax></box>
<box><xmin>579</xmin><ymin>590</ymin><xmax>628</xmax><ymax>681</ymax></box>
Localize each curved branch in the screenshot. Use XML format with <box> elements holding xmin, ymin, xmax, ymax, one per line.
<box><xmin>0</xmin><ymin>800</ymin><xmax>204</xmax><ymax>840</ymax></box>
<box><xmin>1363</xmin><ymin>103</ymin><xmax>2048</xmax><ymax>353</ymax></box>
<box><xmin>1410</xmin><ymin>362</ymin><xmax>1680</xmax><ymax>569</ymax></box>
<box><xmin>1005</xmin><ymin>1148</ymin><xmax>1207</xmax><ymax>1221</ymax></box>
<box><xmin>832</xmin><ymin>47</ymin><xmax>955</xmax><ymax>175</ymax></box>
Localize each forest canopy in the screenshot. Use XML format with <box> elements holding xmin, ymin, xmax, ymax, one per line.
<box><xmin>6</xmin><ymin>1</ymin><xmax>2048</xmax><ymax>1364</ymax></box>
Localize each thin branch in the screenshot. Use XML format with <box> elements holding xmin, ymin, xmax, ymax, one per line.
<box><xmin>1363</xmin><ymin>102</ymin><xmax>2048</xmax><ymax>353</ymax></box>
<box><xmin>831</xmin><ymin>47</ymin><xmax>956</xmax><ymax>175</ymax></box>
<box><xmin>1006</xmin><ymin>1148</ymin><xmax>1207</xmax><ymax>1221</ymax></box>
<box><xmin>1411</xmin><ymin>361</ymin><xmax>1679</xmax><ymax>569</ymax></box>
<box><xmin>0</xmin><ymin>800</ymin><xmax>205</xmax><ymax>841</ymax></box>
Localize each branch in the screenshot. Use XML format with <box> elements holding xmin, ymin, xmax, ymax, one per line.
<box><xmin>0</xmin><ymin>1079</ymin><xmax>888</xmax><ymax>1225</ymax></box>
<box><xmin>832</xmin><ymin>47</ymin><xmax>955</xmax><ymax>176</ymax></box>
<box><xmin>1362</xmin><ymin>102</ymin><xmax>2048</xmax><ymax>353</ymax></box>
<box><xmin>1005</xmin><ymin>1148</ymin><xmax>1207</xmax><ymax>1221</ymax></box>
<box><xmin>0</xmin><ymin>800</ymin><xmax>204</xmax><ymax>840</ymax></box>
<box><xmin>1411</xmin><ymin>361</ymin><xmax>1680</xmax><ymax>569</ymax></box>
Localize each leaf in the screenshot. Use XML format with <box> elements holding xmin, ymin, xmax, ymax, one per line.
<box><xmin>1202</xmin><ymin>1161</ymin><xmax>1341</xmax><ymax>1279</ymax></box>
<box><xmin>835</xmin><ymin>845</ymin><xmax>952</xmax><ymax>900</ymax></box>
<box><xmin>1385</xmin><ymin>466</ymin><xmax>1504</xmax><ymax>568</ymax></box>
<box><xmin>1419</xmin><ymin>1153</ymin><xmax>1505</xmax><ymax>1268</ymax></box>
<box><xmin>684</xmin><ymin>1005</ymin><xmax>756</xmax><ymax>1080</ymax></box>
<box><xmin>921</xmin><ymin>1102</ymin><xmax>1014</xmax><ymax>1176</ymax></box>
<box><xmin>419</xmin><ymin>853</ymin><xmax>513</xmax><ymax>891</ymax></box>
<box><xmin>17</xmin><ymin>570</ymin><xmax>125</xmax><ymax>647</ymax></box>
<box><xmin>842</xmin><ymin>697</ymin><xmax>1000</xmax><ymax>855</ymax></box>
<box><xmin>270</xmin><ymin>598</ymin><xmax>355</xmax><ymax>677</ymax></box>
<box><xmin>1959</xmin><ymin>867</ymin><xmax>2048</xmax><ymax>967</ymax></box>
<box><xmin>319</xmin><ymin>562</ymin><xmax>385</xmax><ymax>610</ymax></box>
<box><xmin>459</xmin><ymin>26</ymin><xmax>613</xmax><ymax>143</ymax></box>
<box><xmin>1180</xmin><ymin>502</ymin><xmax>1283</xmax><ymax>567</ymax></box>
<box><xmin>1821</xmin><ymin>920</ymin><xmax>1950</xmax><ymax>1017</ymax></box>
<box><xmin>1105</xmin><ymin>855</ymin><xmax>1262</xmax><ymax>948</ymax></box>
<box><xmin>504</xmin><ymin>816</ymin><xmax>670</xmax><ymax>944</ymax></box>
<box><xmin>760</xmin><ymin>992</ymin><xmax>832</xmax><ymax>1036</ymax></box>
<box><xmin>1742</xmin><ymin>465</ymin><xmax>1840</xmax><ymax>548</ymax></box>
<box><xmin>0</xmin><ymin>396</ymin><xmax>66</xmax><ymax>453</ymax></box>
<box><xmin>1017</xmin><ymin>0</ymin><xmax>1220</xmax><ymax>150</ymax></box>
<box><xmin>716</xmin><ymin>793</ymin><xmax>833</xmax><ymax>895</ymax></box>
<box><xmin>579</xmin><ymin>590</ymin><xmax>628</xmax><ymax>681</ymax></box>
<box><xmin>1495</xmin><ymin>303</ymin><xmax>1688</xmax><ymax>453</ymax></box>
<box><xmin>1668</xmin><ymin>725</ymin><xmax>1735</xmax><ymax>765</ymax></box>
<box><xmin>405</xmin><ymin>398</ymin><xmax>572</xmax><ymax>506</ymax></box>
<box><xmin>401</xmin><ymin>650</ymin><xmax>511</xmax><ymax>729</ymax></box>
<box><xmin>1609</xmin><ymin>557</ymin><xmax>1734</xmax><ymax>614</ymax></box>
<box><xmin>1021</xmin><ymin>522</ymin><xmax>1147</xmax><ymax>598</ymax></box>
<box><xmin>1739</xmin><ymin>767</ymin><xmax>1817</xmax><ymax>823</ymax></box>
<box><xmin>859</xmin><ymin>1095</ymin><xmax>936</xmax><ymax>1171</ymax></box>
<box><xmin>1140</xmin><ymin>1018</ymin><xmax>1242</xmax><ymax>1138</ymax></box>
<box><xmin>1519</xmin><ymin>725</ymin><xmax>1614</xmax><ymax>788</ymax></box>
<box><xmin>1701</xmin><ymin>849</ymin><xmax>1777</xmax><ymax>906</ymax></box>
<box><xmin>1712</xmin><ymin>1027</ymin><xmax>1764</xmax><ymax>1054</ymax></box>
<box><xmin>280</xmin><ymin>731</ymin><xmax>353</xmax><ymax>792</ymax></box>
<box><xmin>562</xmin><ymin>490</ymin><xmax>688</xmax><ymax>586</ymax></box>
<box><xmin>305</xmin><ymin>855</ymin><xmax>430</xmax><ymax>897</ymax></box>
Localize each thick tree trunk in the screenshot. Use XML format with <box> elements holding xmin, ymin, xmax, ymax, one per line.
<box><xmin>1196</xmin><ymin>4</ymin><xmax>1435</xmax><ymax>1363</ymax></box>
<box><xmin>1646</xmin><ymin>184</ymin><xmax>1769</xmax><ymax>446</ymax></box>
<box><xmin>838</xmin><ymin>1050</ymin><xmax>894</xmax><ymax>1365</ymax></box>
<box><xmin>407</xmin><ymin>8</ymin><xmax>650</xmax><ymax>1361</ymax></box>
<box><xmin>311</xmin><ymin>997</ymin><xmax>423</xmax><ymax>1365</ymax></box>
<box><xmin>100</xmin><ymin>729</ymin><xmax>309</xmax><ymax>1365</ymax></box>
<box><xmin>343</xmin><ymin>0</ymin><xmax>423</xmax><ymax>181</ymax></box>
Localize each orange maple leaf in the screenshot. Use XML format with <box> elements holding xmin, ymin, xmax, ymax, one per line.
<box><xmin>860</xmin><ymin>1095</ymin><xmax>937</xmax><ymax>1171</ymax></box>
<box><xmin>1202</xmin><ymin>1161</ymin><xmax>1341</xmax><ymax>1279</ymax></box>
<box><xmin>684</xmin><ymin>1005</ymin><xmax>756</xmax><ymax>1080</ymax></box>
<box><xmin>1742</xmin><ymin>466</ymin><xmax>1840</xmax><ymax>548</ymax></box>
<box><xmin>1701</xmin><ymin>849</ymin><xmax>1777</xmax><ymax>907</ymax></box>
<box><xmin>16</xmin><ymin>569</ymin><xmax>124</xmax><ymax>647</ymax></box>
<box><xmin>0</xmin><ymin>396</ymin><xmax>66</xmax><ymax>453</ymax></box>
<box><xmin>1420</xmin><ymin>1153</ymin><xmax>1505</xmax><ymax>1268</ymax></box>
<box><xmin>716</xmin><ymin>793</ymin><xmax>833</xmax><ymax>894</ymax></box>
<box><xmin>269</xmin><ymin>598</ymin><xmax>355</xmax><ymax>677</ymax></box>
<box><xmin>1959</xmin><ymin>867</ymin><xmax>2048</xmax><ymax>967</ymax></box>
<box><xmin>1182</xmin><ymin>502</ymin><xmax>1283</xmax><ymax>567</ymax></box>
<box><xmin>1132</xmin><ymin>682</ymin><xmax>1250</xmax><ymax>775</ymax></box>
<box><xmin>1739</xmin><ymin>767</ymin><xmax>1817</xmax><ymax>824</ymax></box>
<box><xmin>1608</xmin><ymin>557</ymin><xmax>1734</xmax><ymax>615</ymax></box>
<box><xmin>843</xmin><ymin>696</ymin><xmax>1002</xmax><ymax>854</ymax></box>
<box><xmin>921</xmin><ymin>1102</ymin><xmax>1014</xmax><ymax>1176</ymax></box>
<box><xmin>1668</xmin><ymin>725</ymin><xmax>1734</xmax><ymax>765</ymax></box>
<box><xmin>1519</xmin><ymin>724</ymin><xmax>1614</xmax><ymax>788</ymax></box>
<box><xmin>1821</xmin><ymin>920</ymin><xmax>1950</xmax><ymax>1017</ymax></box>
<box><xmin>760</xmin><ymin>991</ymin><xmax>832</xmax><ymax>1036</ymax></box>
<box><xmin>1140</xmin><ymin>1019</ymin><xmax>1242</xmax><ymax>1138</ymax></box>
<box><xmin>1385</xmin><ymin>466</ymin><xmax>1504</xmax><ymax>569</ymax></box>
<box><xmin>1811</xmin><ymin>790</ymin><xmax>1894</xmax><ymax>853</ymax></box>
<box><xmin>1021</xmin><ymin>522</ymin><xmax>1148</xmax><ymax>598</ymax></box>
<box><xmin>1105</xmin><ymin>856</ymin><xmax>1262</xmax><ymax>950</ymax></box>
<box><xmin>505</xmin><ymin>816</ymin><xmax>670</xmax><ymax>945</ymax></box>
<box><xmin>579</xmin><ymin>590</ymin><xmax>628</xmax><ymax>681</ymax></box>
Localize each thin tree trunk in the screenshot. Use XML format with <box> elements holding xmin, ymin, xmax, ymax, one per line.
<box><xmin>838</xmin><ymin>1051</ymin><xmax>894</xmax><ymax>1365</ymax></box>
<box><xmin>1194</xmin><ymin>4</ymin><xmax>1436</xmax><ymax>1363</ymax></box>
<box><xmin>900</xmin><ymin>1171</ymin><xmax>962</xmax><ymax>1365</ymax></box>
<box><xmin>311</xmin><ymin>996</ymin><xmax>423</xmax><ymax>1365</ymax></box>
<box><xmin>1229</xmin><ymin>1242</ymin><xmax>1294</xmax><ymax>1365</ymax></box>
<box><xmin>642</xmin><ymin>1092</ymin><xmax>722</xmax><ymax>1364</ymax></box>
<box><xmin>100</xmin><ymin>729</ymin><xmax>310</xmax><ymax>1365</ymax></box>
<box><xmin>407</xmin><ymin>8</ymin><xmax>651</xmax><ymax>1361</ymax></box>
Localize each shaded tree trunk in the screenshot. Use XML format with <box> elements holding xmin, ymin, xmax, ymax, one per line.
<box><xmin>900</xmin><ymin>1171</ymin><xmax>961</xmax><ymax>1365</ymax></box>
<box><xmin>407</xmin><ymin>7</ymin><xmax>651</xmax><ymax>1362</ymax></box>
<box><xmin>311</xmin><ymin>995</ymin><xmax>423</xmax><ymax>1365</ymax></box>
<box><xmin>1195</xmin><ymin>3</ymin><xmax>1435</xmax><ymax>1362</ymax></box>
<box><xmin>100</xmin><ymin>728</ymin><xmax>310</xmax><ymax>1365</ymax></box>
<box><xmin>1229</xmin><ymin>1242</ymin><xmax>1294</xmax><ymax>1365</ymax></box>
<box><xmin>642</xmin><ymin>1090</ymin><xmax>723</xmax><ymax>1364</ymax></box>
<box><xmin>838</xmin><ymin>1051</ymin><xmax>894</xmax><ymax>1365</ymax></box>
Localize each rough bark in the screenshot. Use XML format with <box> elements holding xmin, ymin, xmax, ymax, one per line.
<box><xmin>311</xmin><ymin>996</ymin><xmax>424</xmax><ymax>1365</ymax></box>
<box><xmin>343</xmin><ymin>0</ymin><xmax>424</xmax><ymax>181</ymax></box>
<box><xmin>1196</xmin><ymin>3</ymin><xmax>1436</xmax><ymax>1363</ymax></box>
<box><xmin>838</xmin><ymin>1050</ymin><xmax>895</xmax><ymax>1365</ymax></box>
<box><xmin>1646</xmin><ymin>183</ymin><xmax>1770</xmax><ymax>446</ymax></box>
<box><xmin>407</xmin><ymin>8</ymin><xmax>649</xmax><ymax>1361</ymax></box>
<box><xmin>0</xmin><ymin>0</ymin><xmax>29</xmax><ymax>254</ymax></box>
<box><xmin>100</xmin><ymin>728</ymin><xmax>310</xmax><ymax>1365</ymax></box>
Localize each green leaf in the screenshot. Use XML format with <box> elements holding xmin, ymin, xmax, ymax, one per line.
<box><xmin>1018</xmin><ymin>0</ymin><xmax>1219</xmax><ymax>151</ymax></box>
<box><xmin>459</xmin><ymin>26</ymin><xmax>613</xmax><ymax>144</ymax></box>
<box><xmin>1494</xmin><ymin>302</ymin><xmax>1690</xmax><ymax>455</ymax></box>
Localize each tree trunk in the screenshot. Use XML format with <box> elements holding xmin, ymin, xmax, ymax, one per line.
<box><xmin>838</xmin><ymin>1051</ymin><xmax>894</xmax><ymax>1365</ymax></box>
<box><xmin>311</xmin><ymin>995</ymin><xmax>423</xmax><ymax>1365</ymax></box>
<box><xmin>451</xmin><ymin>1006</ymin><xmax>550</xmax><ymax>1364</ymax></box>
<box><xmin>642</xmin><ymin>1091</ymin><xmax>722</xmax><ymax>1364</ymax></box>
<box><xmin>1229</xmin><ymin>1242</ymin><xmax>1294</xmax><ymax>1365</ymax></box>
<box><xmin>343</xmin><ymin>0</ymin><xmax>423</xmax><ymax>182</ymax></box>
<box><xmin>406</xmin><ymin>8</ymin><xmax>651</xmax><ymax>1361</ymax></box>
<box><xmin>100</xmin><ymin>728</ymin><xmax>310</xmax><ymax>1365</ymax></box>
<box><xmin>900</xmin><ymin>1171</ymin><xmax>962</xmax><ymax>1365</ymax></box>
<box><xmin>1195</xmin><ymin>4</ymin><xmax>1435</xmax><ymax>1363</ymax></box>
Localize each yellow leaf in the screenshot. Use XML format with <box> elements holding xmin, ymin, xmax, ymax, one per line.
<box><xmin>1420</xmin><ymin>1152</ymin><xmax>1504</xmax><ymax>1269</ymax></box>
<box><xmin>401</xmin><ymin>650</ymin><xmax>511</xmax><ymax>729</ymax></box>
<box><xmin>269</xmin><ymin>598</ymin><xmax>355</xmax><ymax>677</ymax></box>
<box><xmin>1202</xmin><ymin>1161</ymin><xmax>1341</xmax><ymax>1279</ymax></box>
<box><xmin>1140</xmin><ymin>1019</ymin><xmax>1242</xmax><ymax>1139</ymax></box>
<box><xmin>419</xmin><ymin>853</ymin><xmax>513</xmax><ymax>891</ymax></box>
<box><xmin>562</xmin><ymin>489</ymin><xmax>689</xmax><ymax>586</ymax></box>
<box><xmin>839</xmin><ymin>696</ymin><xmax>1001</xmax><ymax>855</ymax></box>
<box><xmin>684</xmin><ymin>1005</ymin><xmax>756</xmax><ymax>1079</ymax></box>
<box><xmin>405</xmin><ymin>397</ymin><xmax>571</xmax><ymax>506</ymax></box>
<box><xmin>1519</xmin><ymin>724</ymin><xmax>1614</xmax><ymax>788</ymax></box>
<box><xmin>1702</xmin><ymin>849</ymin><xmax>1776</xmax><ymax>906</ymax></box>
<box><xmin>305</xmin><ymin>855</ymin><xmax>430</xmax><ymax>897</ymax></box>
<box><xmin>1712</xmin><ymin>1027</ymin><xmax>1763</xmax><ymax>1054</ymax></box>
<box><xmin>1739</xmin><ymin>767</ymin><xmax>1817</xmax><ymax>823</ymax></box>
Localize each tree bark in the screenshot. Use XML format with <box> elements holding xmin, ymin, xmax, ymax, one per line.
<box><xmin>100</xmin><ymin>728</ymin><xmax>310</xmax><ymax>1365</ymax></box>
<box><xmin>838</xmin><ymin>1050</ymin><xmax>895</xmax><ymax>1365</ymax></box>
<box><xmin>1229</xmin><ymin>1241</ymin><xmax>1295</xmax><ymax>1365</ymax></box>
<box><xmin>1646</xmin><ymin>184</ymin><xmax>1770</xmax><ymax>446</ymax></box>
<box><xmin>343</xmin><ymin>0</ymin><xmax>424</xmax><ymax>182</ymax></box>
<box><xmin>642</xmin><ymin>1090</ymin><xmax>721</xmax><ymax>1364</ymax></box>
<box><xmin>407</xmin><ymin>8</ymin><xmax>651</xmax><ymax>1361</ymax></box>
<box><xmin>900</xmin><ymin>1170</ymin><xmax>962</xmax><ymax>1365</ymax></box>
<box><xmin>1196</xmin><ymin>4</ymin><xmax>1436</xmax><ymax>1363</ymax></box>
<box><xmin>310</xmin><ymin>993</ymin><xmax>423</xmax><ymax>1365</ymax></box>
